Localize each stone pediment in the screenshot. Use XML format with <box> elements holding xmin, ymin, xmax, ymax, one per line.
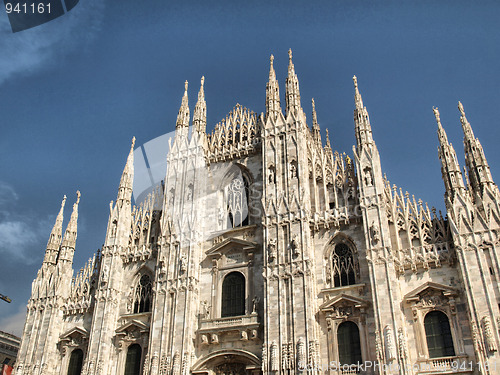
<box><xmin>319</xmin><ymin>293</ymin><xmax>369</xmax><ymax>311</ymax></box>
<box><xmin>60</xmin><ymin>326</ymin><xmax>88</xmax><ymax>341</ymax></box>
<box><xmin>205</xmin><ymin>238</ymin><xmax>257</xmax><ymax>258</ymax></box>
<box><xmin>404</xmin><ymin>282</ymin><xmax>457</xmax><ymax>303</ymax></box>
<box><xmin>115</xmin><ymin>319</ymin><xmax>149</xmax><ymax>335</ymax></box>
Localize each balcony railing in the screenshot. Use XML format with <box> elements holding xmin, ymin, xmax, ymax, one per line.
<box><xmin>199</xmin><ymin>313</ymin><xmax>259</xmax><ymax>332</ymax></box>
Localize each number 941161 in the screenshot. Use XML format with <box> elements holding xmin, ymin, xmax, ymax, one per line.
<box><xmin>5</xmin><ymin>2</ymin><xmax>51</xmax><ymax>14</ymax></box>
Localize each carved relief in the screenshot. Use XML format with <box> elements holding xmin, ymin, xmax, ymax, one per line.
<box><xmin>384</xmin><ymin>325</ymin><xmax>396</xmax><ymax>361</ymax></box>
<box><xmin>268</xmin><ymin>239</ymin><xmax>277</xmax><ymax>262</ymax></box>
<box><xmin>398</xmin><ymin>327</ymin><xmax>409</xmax><ymax>362</ymax></box>
<box><xmin>290</xmin><ymin>235</ymin><xmax>299</xmax><ymax>257</ymax></box>
<box><xmin>482</xmin><ymin>316</ymin><xmax>497</xmax><ymax>352</ymax></box>
<box><xmin>370</xmin><ymin>222</ymin><xmax>380</xmax><ymax>245</ymax></box>
<box><xmin>270</xmin><ymin>341</ymin><xmax>279</xmax><ymax>372</ymax></box>
<box><xmin>171</xmin><ymin>351</ymin><xmax>181</xmax><ymax>375</ymax></box>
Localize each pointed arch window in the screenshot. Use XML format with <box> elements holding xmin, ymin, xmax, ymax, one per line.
<box><xmin>226</xmin><ymin>174</ymin><xmax>250</xmax><ymax>228</ymax></box>
<box><xmin>221</xmin><ymin>272</ymin><xmax>245</xmax><ymax>317</ymax></box>
<box><xmin>133</xmin><ymin>274</ymin><xmax>152</xmax><ymax>314</ymax></box>
<box><xmin>124</xmin><ymin>344</ymin><xmax>142</xmax><ymax>375</ymax></box>
<box><xmin>337</xmin><ymin>321</ymin><xmax>362</xmax><ymax>365</ymax></box>
<box><xmin>424</xmin><ymin>311</ymin><xmax>455</xmax><ymax>358</ymax></box>
<box><xmin>67</xmin><ymin>349</ymin><xmax>84</xmax><ymax>375</ymax></box>
<box><xmin>332</xmin><ymin>243</ymin><xmax>356</xmax><ymax>287</ymax></box>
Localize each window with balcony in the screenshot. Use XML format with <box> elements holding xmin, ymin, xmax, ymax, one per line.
<box><xmin>337</xmin><ymin>321</ymin><xmax>362</xmax><ymax>365</ymax></box>
<box><xmin>67</xmin><ymin>349</ymin><xmax>83</xmax><ymax>375</ymax></box>
<box><xmin>124</xmin><ymin>344</ymin><xmax>142</xmax><ymax>375</ymax></box>
<box><xmin>221</xmin><ymin>272</ymin><xmax>245</xmax><ymax>317</ymax></box>
<box><xmin>424</xmin><ymin>310</ymin><xmax>455</xmax><ymax>358</ymax></box>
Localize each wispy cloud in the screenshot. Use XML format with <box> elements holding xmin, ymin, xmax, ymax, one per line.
<box><xmin>0</xmin><ymin>182</ymin><xmax>53</xmax><ymax>263</ymax></box>
<box><xmin>0</xmin><ymin>0</ymin><xmax>106</xmax><ymax>86</ymax></box>
<box><xmin>0</xmin><ymin>304</ymin><xmax>26</xmax><ymax>337</ymax></box>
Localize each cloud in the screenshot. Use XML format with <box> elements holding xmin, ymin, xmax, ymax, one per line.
<box><xmin>0</xmin><ymin>181</ymin><xmax>18</xmax><ymax>206</ymax></box>
<box><xmin>0</xmin><ymin>0</ymin><xmax>106</xmax><ymax>86</ymax></box>
<box><xmin>0</xmin><ymin>182</ymin><xmax>53</xmax><ymax>263</ymax></box>
<box><xmin>0</xmin><ymin>304</ymin><xmax>26</xmax><ymax>337</ymax></box>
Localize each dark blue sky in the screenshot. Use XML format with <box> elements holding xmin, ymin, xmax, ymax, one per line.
<box><xmin>1</xmin><ymin>1</ymin><xmax>500</xmax><ymax>334</ymax></box>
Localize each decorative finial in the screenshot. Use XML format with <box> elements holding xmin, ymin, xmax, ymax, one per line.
<box><xmin>311</xmin><ymin>98</ymin><xmax>316</xmax><ymax>111</ymax></box>
<box><xmin>201</xmin><ymin>76</ymin><xmax>205</xmax><ymax>87</ymax></box>
<box><xmin>131</xmin><ymin>136</ymin><xmax>136</xmax><ymax>150</ymax></box>
<box><xmin>76</xmin><ymin>190</ymin><xmax>81</xmax><ymax>205</ymax></box>
<box><xmin>270</xmin><ymin>54</ymin><xmax>274</xmax><ymax>64</ymax></box>
<box><xmin>433</xmin><ymin>107</ymin><xmax>441</xmax><ymax>124</ymax></box>
<box><xmin>353</xmin><ymin>75</ymin><xmax>358</xmax><ymax>88</ymax></box>
<box><xmin>458</xmin><ymin>101</ymin><xmax>465</xmax><ymax>117</ymax></box>
<box><xmin>184</xmin><ymin>80</ymin><xmax>188</xmax><ymax>92</ymax></box>
<box><xmin>288</xmin><ymin>49</ymin><xmax>292</xmax><ymax>61</ymax></box>
<box><xmin>62</xmin><ymin>195</ymin><xmax>67</xmax><ymax>206</ymax></box>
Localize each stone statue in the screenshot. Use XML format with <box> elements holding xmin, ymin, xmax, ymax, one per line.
<box><xmin>268</xmin><ymin>239</ymin><xmax>277</xmax><ymax>262</ymax></box>
<box><xmin>180</xmin><ymin>254</ymin><xmax>187</xmax><ymax>273</ymax></box>
<box><xmin>290</xmin><ymin>163</ymin><xmax>297</xmax><ymax>178</ymax></box>
<box><xmin>370</xmin><ymin>222</ymin><xmax>380</xmax><ymax>244</ymax></box>
<box><xmin>252</xmin><ymin>296</ymin><xmax>259</xmax><ymax>313</ymax></box>
<box><xmin>290</xmin><ymin>235</ymin><xmax>299</xmax><ymax>257</ymax></box>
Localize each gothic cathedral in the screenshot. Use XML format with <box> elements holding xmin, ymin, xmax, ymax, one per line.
<box><xmin>15</xmin><ymin>51</ymin><xmax>500</xmax><ymax>375</ymax></box>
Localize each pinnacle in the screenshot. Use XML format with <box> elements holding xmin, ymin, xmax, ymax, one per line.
<box><xmin>433</xmin><ymin>107</ymin><xmax>441</xmax><ymax>126</ymax></box>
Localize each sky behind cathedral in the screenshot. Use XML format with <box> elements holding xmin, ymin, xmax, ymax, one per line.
<box><xmin>1</xmin><ymin>0</ymin><xmax>500</xmax><ymax>335</ymax></box>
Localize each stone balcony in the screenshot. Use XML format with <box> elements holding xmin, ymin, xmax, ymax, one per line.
<box><xmin>416</xmin><ymin>355</ymin><xmax>472</xmax><ymax>374</ymax></box>
<box><xmin>198</xmin><ymin>313</ymin><xmax>260</xmax><ymax>344</ymax></box>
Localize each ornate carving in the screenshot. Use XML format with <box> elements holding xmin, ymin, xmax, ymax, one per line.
<box><xmin>262</xmin><ymin>344</ymin><xmax>268</xmax><ymax>373</ymax></box>
<box><xmin>384</xmin><ymin>325</ymin><xmax>396</xmax><ymax>361</ymax></box>
<box><xmin>181</xmin><ymin>352</ymin><xmax>189</xmax><ymax>375</ymax></box>
<box><xmin>150</xmin><ymin>352</ymin><xmax>159</xmax><ymax>375</ymax></box>
<box><xmin>252</xmin><ymin>296</ymin><xmax>259</xmax><ymax>314</ymax></box>
<box><xmin>290</xmin><ymin>235</ymin><xmax>299</xmax><ymax>257</ymax></box>
<box><xmin>482</xmin><ymin>316</ymin><xmax>497</xmax><ymax>352</ymax></box>
<box><xmin>370</xmin><ymin>222</ymin><xmax>380</xmax><ymax>244</ymax></box>
<box><xmin>268</xmin><ymin>239</ymin><xmax>277</xmax><ymax>262</ymax></box>
<box><xmin>397</xmin><ymin>327</ymin><xmax>408</xmax><ymax>362</ymax></box>
<box><xmin>211</xmin><ymin>333</ymin><xmax>219</xmax><ymax>344</ymax></box>
<box><xmin>214</xmin><ymin>363</ymin><xmax>246</xmax><ymax>375</ymax></box>
<box><xmin>143</xmin><ymin>353</ymin><xmax>150</xmax><ymax>375</ymax></box>
<box><xmin>281</xmin><ymin>342</ymin><xmax>289</xmax><ymax>370</ymax></box>
<box><xmin>180</xmin><ymin>254</ymin><xmax>188</xmax><ymax>273</ymax></box>
<box><xmin>171</xmin><ymin>351</ymin><xmax>181</xmax><ymax>375</ymax></box>
<box><xmin>375</xmin><ymin>330</ymin><xmax>383</xmax><ymax>363</ymax></box>
<box><xmin>270</xmin><ymin>341</ymin><xmax>279</xmax><ymax>372</ymax></box>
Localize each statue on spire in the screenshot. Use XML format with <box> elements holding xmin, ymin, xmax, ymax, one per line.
<box><xmin>193</xmin><ymin>76</ymin><xmax>207</xmax><ymax>133</ymax></box>
<box><xmin>265</xmin><ymin>54</ymin><xmax>281</xmax><ymax>122</ymax></box>
<box><xmin>433</xmin><ymin>107</ymin><xmax>441</xmax><ymax>124</ymax></box>
<box><xmin>176</xmin><ymin>81</ymin><xmax>190</xmax><ymax>129</ymax></box>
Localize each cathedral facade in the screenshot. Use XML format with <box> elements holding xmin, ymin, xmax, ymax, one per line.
<box><xmin>14</xmin><ymin>51</ymin><xmax>500</xmax><ymax>375</ymax></box>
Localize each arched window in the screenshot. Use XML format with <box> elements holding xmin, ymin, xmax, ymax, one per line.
<box><xmin>221</xmin><ymin>272</ymin><xmax>245</xmax><ymax>317</ymax></box>
<box><xmin>424</xmin><ymin>311</ymin><xmax>455</xmax><ymax>358</ymax></box>
<box><xmin>67</xmin><ymin>349</ymin><xmax>84</xmax><ymax>375</ymax></box>
<box><xmin>133</xmin><ymin>274</ymin><xmax>152</xmax><ymax>314</ymax></box>
<box><xmin>332</xmin><ymin>243</ymin><xmax>356</xmax><ymax>287</ymax></box>
<box><xmin>124</xmin><ymin>344</ymin><xmax>142</xmax><ymax>375</ymax></box>
<box><xmin>337</xmin><ymin>321</ymin><xmax>362</xmax><ymax>365</ymax></box>
<box><xmin>226</xmin><ymin>174</ymin><xmax>250</xmax><ymax>228</ymax></box>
